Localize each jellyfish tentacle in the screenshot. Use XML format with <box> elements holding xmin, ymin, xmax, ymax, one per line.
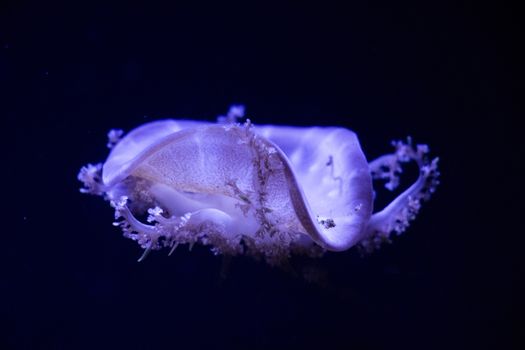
<box><xmin>362</xmin><ymin>139</ymin><xmax>440</xmax><ymax>252</ymax></box>
<box><xmin>111</xmin><ymin>196</ymin><xmax>157</xmax><ymax>236</ymax></box>
<box><xmin>77</xmin><ymin>163</ymin><xmax>107</xmax><ymax>195</ymax></box>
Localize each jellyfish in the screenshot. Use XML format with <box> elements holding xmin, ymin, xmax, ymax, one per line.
<box><xmin>78</xmin><ymin>106</ymin><xmax>439</xmax><ymax>264</ymax></box>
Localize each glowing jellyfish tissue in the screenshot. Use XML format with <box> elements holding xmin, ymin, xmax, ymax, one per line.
<box><xmin>78</xmin><ymin>106</ymin><xmax>439</xmax><ymax>264</ymax></box>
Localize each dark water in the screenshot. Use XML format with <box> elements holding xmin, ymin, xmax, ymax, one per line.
<box><xmin>1</xmin><ymin>1</ymin><xmax>519</xmax><ymax>349</ymax></box>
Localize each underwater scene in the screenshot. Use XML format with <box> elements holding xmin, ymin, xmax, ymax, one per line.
<box><xmin>1</xmin><ymin>1</ymin><xmax>518</xmax><ymax>349</ymax></box>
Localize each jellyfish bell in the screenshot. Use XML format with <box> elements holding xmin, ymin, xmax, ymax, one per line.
<box><xmin>78</xmin><ymin>107</ymin><xmax>439</xmax><ymax>264</ymax></box>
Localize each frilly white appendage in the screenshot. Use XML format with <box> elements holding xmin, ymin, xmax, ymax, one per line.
<box><xmin>361</xmin><ymin>138</ymin><xmax>440</xmax><ymax>252</ymax></box>
<box><xmin>77</xmin><ymin>163</ymin><xmax>106</xmax><ymax>196</ymax></box>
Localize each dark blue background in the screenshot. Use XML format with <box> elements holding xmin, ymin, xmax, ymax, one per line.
<box><xmin>1</xmin><ymin>1</ymin><xmax>519</xmax><ymax>349</ymax></box>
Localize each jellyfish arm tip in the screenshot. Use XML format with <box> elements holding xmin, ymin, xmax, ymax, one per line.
<box><xmin>77</xmin><ymin>163</ymin><xmax>106</xmax><ymax>196</ymax></box>
<box><xmin>361</xmin><ymin>138</ymin><xmax>440</xmax><ymax>253</ymax></box>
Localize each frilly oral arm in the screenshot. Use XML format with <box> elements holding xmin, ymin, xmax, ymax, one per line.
<box><xmin>362</xmin><ymin>138</ymin><xmax>440</xmax><ymax>252</ymax></box>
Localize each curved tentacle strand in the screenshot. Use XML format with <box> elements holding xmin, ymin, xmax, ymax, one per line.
<box><xmin>362</xmin><ymin>139</ymin><xmax>440</xmax><ymax>252</ymax></box>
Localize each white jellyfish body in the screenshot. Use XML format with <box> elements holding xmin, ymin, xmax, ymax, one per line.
<box><xmin>78</xmin><ymin>107</ymin><xmax>439</xmax><ymax>263</ymax></box>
